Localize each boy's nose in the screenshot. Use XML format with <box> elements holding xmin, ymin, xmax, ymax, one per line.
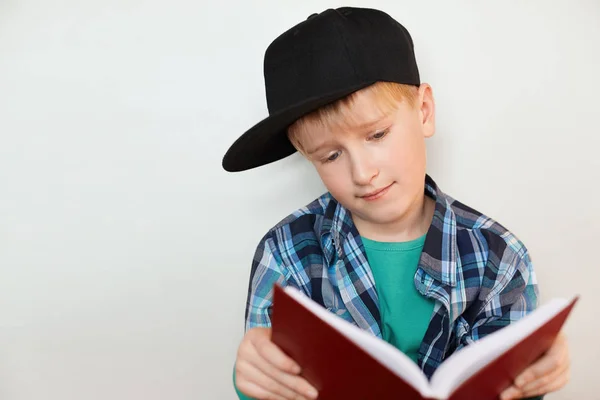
<box><xmin>351</xmin><ymin>157</ymin><xmax>379</xmax><ymax>186</ymax></box>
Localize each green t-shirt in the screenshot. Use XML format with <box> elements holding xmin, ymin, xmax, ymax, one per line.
<box><xmin>361</xmin><ymin>233</ymin><xmax>434</xmax><ymax>364</ymax></box>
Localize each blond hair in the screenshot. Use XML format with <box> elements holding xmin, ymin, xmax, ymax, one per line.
<box><xmin>287</xmin><ymin>82</ymin><xmax>418</xmax><ymax>155</ymax></box>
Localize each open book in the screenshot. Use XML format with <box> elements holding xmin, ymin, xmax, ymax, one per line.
<box><xmin>271</xmin><ymin>285</ymin><xmax>578</xmax><ymax>400</ymax></box>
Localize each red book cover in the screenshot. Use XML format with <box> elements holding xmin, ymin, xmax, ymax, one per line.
<box><xmin>271</xmin><ymin>285</ymin><xmax>578</xmax><ymax>400</ymax></box>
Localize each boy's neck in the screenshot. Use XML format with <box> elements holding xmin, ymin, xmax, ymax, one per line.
<box><xmin>353</xmin><ymin>195</ymin><xmax>435</xmax><ymax>243</ymax></box>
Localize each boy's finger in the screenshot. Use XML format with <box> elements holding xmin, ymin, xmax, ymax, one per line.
<box><xmin>514</xmin><ymin>335</ymin><xmax>568</xmax><ymax>388</ymax></box>
<box><xmin>499</xmin><ymin>385</ymin><xmax>522</xmax><ymax>400</ymax></box>
<box><xmin>519</xmin><ymin>377</ymin><xmax>569</xmax><ymax>399</ymax></box>
<box><xmin>246</xmin><ymin>344</ymin><xmax>319</xmax><ymax>399</ymax></box>
<box><xmin>519</xmin><ymin>364</ymin><xmax>570</xmax><ymax>397</ymax></box>
<box><xmin>536</xmin><ymin>369</ymin><xmax>569</xmax><ymax>395</ymax></box>
<box><xmin>237</xmin><ymin>380</ymin><xmax>288</xmax><ymax>400</ymax></box>
<box><xmin>237</xmin><ymin>359</ymin><xmax>309</xmax><ymax>400</ymax></box>
<box><xmin>253</xmin><ymin>333</ymin><xmax>302</xmax><ymax>374</ymax></box>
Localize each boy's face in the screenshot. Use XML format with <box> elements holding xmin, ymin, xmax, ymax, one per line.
<box><xmin>297</xmin><ymin>84</ymin><xmax>435</xmax><ymax>232</ymax></box>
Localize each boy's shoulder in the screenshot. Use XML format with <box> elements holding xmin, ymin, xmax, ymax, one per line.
<box><xmin>262</xmin><ymin>192</ymin><xmax>335</xmax><ymax>241</ymax></box>
<box><xmin>444</xmin><ymin>192</ymin><xmax>529</xmax><ymax>261</ymax></box>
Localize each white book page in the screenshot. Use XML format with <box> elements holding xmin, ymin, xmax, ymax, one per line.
<box><xmin>428</xmin><ymin>298</ymin><xmax>570</xmax><ymax>399</ymax></box>
<box><xmin>284</xmin><ymin>286</ymin><xmax>435</xmax><ymax>398</ymax></box>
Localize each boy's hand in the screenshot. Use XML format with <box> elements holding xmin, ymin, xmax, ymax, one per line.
<box><xmin>235</xmin><ymin>327</ymin><xmax>319</xmax><ymax>400</ymax></box>
<box><xmin>500</xmin><ymin>331</ymin><xmax>570</xmax><ymax>400</ymax></box>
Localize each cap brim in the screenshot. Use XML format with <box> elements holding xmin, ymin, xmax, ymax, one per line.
<box><xmin>222</xmin><ymin>80</ymin><xmax>376</xmax><ymax>172</ymax></box>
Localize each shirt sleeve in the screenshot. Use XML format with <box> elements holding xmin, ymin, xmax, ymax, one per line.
<box><xmin>233</xmin><ymin>235</ymin><xmax>292</xmax><ymax>399</ymax></box>
<box><xmin>236</xmin><ymin>233</ymin><xmax>306</xmax><ymax>397</ymax></box>
<box><xmin>244</xmin><ymin>233</ymin><xmax>295</xmax><ymax>332</ymax></box>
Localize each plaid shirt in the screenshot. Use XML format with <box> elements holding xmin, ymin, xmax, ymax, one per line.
<box><xmin>244</xmin><ymin>175</ymin><xmax>539</xmax><ymax>380</ymax></box>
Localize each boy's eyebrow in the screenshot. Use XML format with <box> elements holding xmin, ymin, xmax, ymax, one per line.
<box><xmin>353</xmin><ymin>115</ymin><xmax>390</xmax><ymax>131</ymax></box>
<box><xmin>305</xmin><ymin>141</ymin><xmax>336</xmax><ymax>156</ymax></box>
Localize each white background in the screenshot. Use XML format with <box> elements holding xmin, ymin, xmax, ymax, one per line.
<box><xmin>1</xmin><ymin>0</ymin><xmax>598</xmax><ymax>399</ymax></box>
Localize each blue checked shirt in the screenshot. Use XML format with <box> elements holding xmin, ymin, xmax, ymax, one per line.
<box><xmin>243</xmin><ymin>175</ymin><xmax>539</xmax><ymax>380</ymax></box>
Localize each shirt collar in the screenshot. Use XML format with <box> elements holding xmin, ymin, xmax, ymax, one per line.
<box><xmin>319</xmin><ymin>174</ymin><xmax>458</xmax><ymax>287</ymax></box>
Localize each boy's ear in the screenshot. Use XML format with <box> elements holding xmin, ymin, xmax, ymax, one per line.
<box><xmin>417</xmin><ymin>83</ymin><xmax>436</xmax><ymax>138</ymax></box>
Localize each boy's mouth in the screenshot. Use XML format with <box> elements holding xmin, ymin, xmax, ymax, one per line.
<box><xmin>359</xmin><ymin>183</ymin><xmax>394</xmax><ymax>201</ymax></box>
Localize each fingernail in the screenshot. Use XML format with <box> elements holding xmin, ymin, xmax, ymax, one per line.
<box><xmin>307</xmin><ymin>387</ymin><xmax>318</xmax><ymax>399</ymax></box>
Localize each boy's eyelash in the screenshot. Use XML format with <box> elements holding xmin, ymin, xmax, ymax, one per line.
<box><xmin>369</xmin><ymin>129</ymin><xmax>389</xmax><ymax>140</ymax></box>
<box><xmin>320</xmin><ymin>130</ymin><xmax>388</xmax><ymax>163</ymax></box>
<box><xmin>323</xmin><ymin>151</ymin><xmax>341</xmax><ymax>163</ymax></box>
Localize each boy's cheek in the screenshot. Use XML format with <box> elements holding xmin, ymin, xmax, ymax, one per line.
<box><xmin>318</xmin><ymin>173</ymin><xmax>352</xmax><ymax>199</ymax></box>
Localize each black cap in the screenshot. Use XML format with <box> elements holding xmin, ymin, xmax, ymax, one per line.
<box><xmin>222</xmin><ymin>7</ymin><xmax>420</xmax><ymax>172</ymax></box>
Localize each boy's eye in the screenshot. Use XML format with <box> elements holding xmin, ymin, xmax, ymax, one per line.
<box><xmin>326</xmin><ymin>151</ymin><xmax>340</xmax><ymax>162</ymax></box>
<box><xmin>370</xmin><ymin>130</ymin><xmax>388</xmax><ymax>140</ymax></box>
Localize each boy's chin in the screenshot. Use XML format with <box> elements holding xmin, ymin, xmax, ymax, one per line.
<box><xmin>350</xmin><ymin>208</ymin><xmax>409</xmax><ymax>227</ymax></box>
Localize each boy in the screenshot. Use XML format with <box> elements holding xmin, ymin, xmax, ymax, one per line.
<box><xmin>223</xmin><ymin>7</ymin><xmax>570</xmax><ymax>400</ymax></box>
